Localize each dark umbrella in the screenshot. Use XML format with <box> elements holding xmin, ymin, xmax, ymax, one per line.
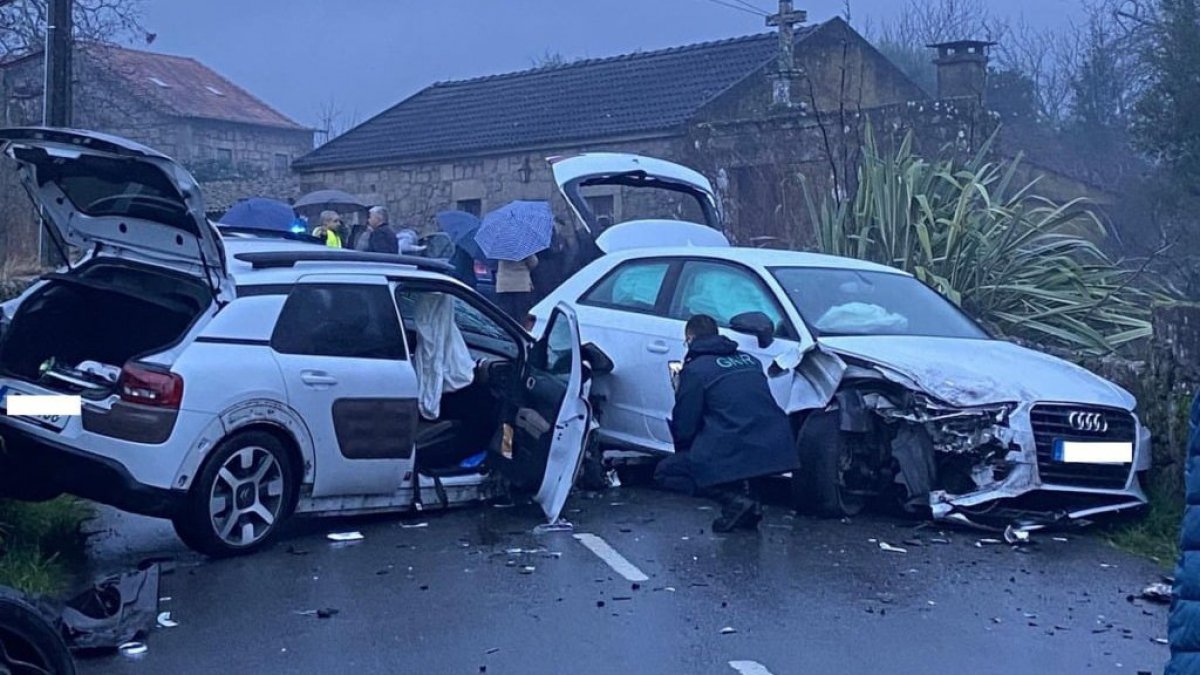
<box><xmin>293</xmin><ymin>189</ymin><xmax>367</xmax><ymax>211</ymax></box>
<box><xmin>474</xmin><ymin>200</ymin><xmax>553</xmax><ymax>261</ymax></box>
<box><xmin>219</xmin><ymin>197</ymin><xmax>297</xmax><ymax>231</ymax></box>
<box><xmin>435</xmin><ymin>210</ymin><xmax>485</xmax><ymax>260</ymax></box>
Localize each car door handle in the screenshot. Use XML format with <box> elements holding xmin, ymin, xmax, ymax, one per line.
<box><xmin>647</xmin><ymin>341</ymin><xmax>670</xmax><ymax>354</ymax></box>
<box><xmin>300</xmin><ymin>371</ymin><xmax>338</xmax><ymax>387</ymax></box>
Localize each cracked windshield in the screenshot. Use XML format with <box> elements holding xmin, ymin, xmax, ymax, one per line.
<box><xmin>0</xmin><ymin>1</ymin><xmax>1195</xmax><ymax>674</ymax></box>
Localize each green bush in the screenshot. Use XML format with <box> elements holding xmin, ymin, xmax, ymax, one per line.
<box><xmin>804</xmin><ymin>127</ymin><xmax>1162</xmax><ymax>355</ymax></box>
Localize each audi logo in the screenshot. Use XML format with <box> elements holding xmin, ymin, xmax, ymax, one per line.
<box><xmin>1068</xmin><ymin>411</ymin><xmax>1109</xmax><ymax>433</ymax></box>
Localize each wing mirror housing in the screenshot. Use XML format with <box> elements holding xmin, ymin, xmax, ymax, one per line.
<box><xmin>730</xmin><ymin>311</ymin><xmax>775</xmax><ymax>349</ymax></box>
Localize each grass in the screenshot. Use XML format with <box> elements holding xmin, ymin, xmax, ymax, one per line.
<box><xmin>1107</xmin><ymin>493</ymin><xmax>1183</xmax><ymax>569</ymax></box>
<box><xmin>0</xmin><ymin>498</ymin><xmax>92</xmax><ymax>596</ymax></box>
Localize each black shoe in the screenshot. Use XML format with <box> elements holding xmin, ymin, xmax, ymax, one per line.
<box><xmin>712</xmin><ymin>496</ymin><xmax>756</xmax><ymax>533</ymax></box>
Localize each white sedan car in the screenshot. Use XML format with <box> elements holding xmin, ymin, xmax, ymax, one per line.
<box><xmin>532</xmin><ymin>153</ymin><xmax>1151</xmax><ymax>529</ymax></box>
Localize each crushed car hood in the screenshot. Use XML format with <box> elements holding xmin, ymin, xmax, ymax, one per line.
<box><xmin>820</xmin><ymin>335</ymin><xmax>1135</xmax><ymax>410</ymax></box>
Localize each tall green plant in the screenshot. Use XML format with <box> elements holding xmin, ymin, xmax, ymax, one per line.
<box><xmin>803</xmin><ymin>127</ymin><xmax>1157</xmax><ymax>354</ymax></box>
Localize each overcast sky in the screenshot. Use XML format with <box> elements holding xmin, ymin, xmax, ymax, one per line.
<box><xmin>141</xmin><ymin>0</ymin><xmax>1084</xmax><ymax>131</ymax></box>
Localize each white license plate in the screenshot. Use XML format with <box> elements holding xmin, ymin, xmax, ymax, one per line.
<box><xmin>1053</xmin><ymin>440</ymin><xmax>1133</xmax><ymax>464</ymax></box>
<box><xmin>1</xmin><ymin>389</ymin><xmax>78</xmax><ymax>432</ymax></box>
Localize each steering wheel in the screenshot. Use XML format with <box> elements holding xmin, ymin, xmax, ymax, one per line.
<box><xmin>85</xmin><ymin>193</ymin><xmax>182</xmax><ymax>214</ymax></box>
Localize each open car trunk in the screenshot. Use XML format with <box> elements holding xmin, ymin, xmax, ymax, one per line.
<box><xmin>0</xmin><ymin>260</ymin><xmax>212</xmax><ymax>396</ymax></box>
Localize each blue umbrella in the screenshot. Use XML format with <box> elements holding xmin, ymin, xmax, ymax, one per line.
<box><xmin>474</xmin><ymin>200</ymin><xmax>553</xmax><ymax>262</ymax></box>
<box><xmin>435</xmin><ymin>210</ymin><xmax>485</xmax><ymax>260</ymax></box>
<box><xmin>219</xmin><ymin>197</ymin><xmax>297</xmax><ymax>231</ymax></box>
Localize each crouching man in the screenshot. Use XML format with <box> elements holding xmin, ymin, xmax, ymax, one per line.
<box><xmin>653</xmin><ymin>314</ymin><xmax>797</xmax><ymax>532</ymax></box>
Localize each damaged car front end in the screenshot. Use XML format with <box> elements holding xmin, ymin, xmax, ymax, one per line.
<box><xmin>821</xmin><ymin>351</ymin><xmax>1149</xmax><ymax>531</ymax></box>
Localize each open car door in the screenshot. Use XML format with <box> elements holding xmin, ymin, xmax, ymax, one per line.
<box><xmin>506</xmin><ymin>303</ymin><xmax>591</xmax><ymax>524</ymax></box>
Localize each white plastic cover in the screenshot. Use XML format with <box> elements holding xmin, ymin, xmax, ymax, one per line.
<box><xmin>594</xmin><ymin>219</ymin><xmax>729</xmax><ymax>253</ymax></box>
<box><xmin>412</xmin><ymin>293</ymin><xmax>475</xmax><ymax>419</ymax></box>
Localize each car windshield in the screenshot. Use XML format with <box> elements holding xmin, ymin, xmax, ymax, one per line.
<box><xmin>770</xmin><ymin>267</ymin><xmax>989</xmax><ymax>339</ymax></box>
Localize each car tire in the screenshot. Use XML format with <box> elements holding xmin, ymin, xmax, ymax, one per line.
<box><xmin>0</xmin><ymin>586</ymin><xmax>76</xmax><ymax>675</ymax></box>
<box><xmin>792</xmin><ymin>410</ymin><xmax>865</xmax><ymax>518</ymax></box>
<box><xmin>172</xmin><ymin>431</ymin><xmax>298</xmax><ymax>558</ymax></box>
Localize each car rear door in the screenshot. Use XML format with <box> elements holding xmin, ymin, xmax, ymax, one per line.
<box><xmin>269</xmin><ymin>273</ymin><xmax>418</xmax><ymax>497</ymax></box>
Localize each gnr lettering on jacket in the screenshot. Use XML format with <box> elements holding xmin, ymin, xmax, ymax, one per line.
<box><xmin>716</xmin><ymin>354</ymin><xmax>758</xmax><ymax>369</ymax></box>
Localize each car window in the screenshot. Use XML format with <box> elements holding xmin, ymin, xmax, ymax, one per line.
<box><xmin>532</xmin><ymin>311</ymin><xmax>574</xmax><ymax>380</ymax></box>
<box><xmin>668</xmin><ymin>261</ymin><xmax>787</xmax><ymax>335</ymax></box>
<box><xmin>396</xmin><ymin>288</ymin><xmax>519</xmax><ymax>358</ymax></box>
<box><xmin>580</xmin><ymin>260</ymin><xmax>670</xmax><ymax>312</ymax></box>
<box><xmin>272</xmin><ymin>284</ymin><xmax>405</xmax><ymax>359</ymax></box>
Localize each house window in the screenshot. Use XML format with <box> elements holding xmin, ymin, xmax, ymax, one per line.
<box><xmin>456</xmin><ymin>199</ymin><xmax>482</xmax><ymax>218</ymax></box>
<box><xmin>585</xmin><ymin>195</ymin><xmax>616</xmax><ymax>230</ymax></box>
<box><xmin>274</xmin><ymin>153</ymin><xmax>290</xmax><ymax>175</ymax></box>
<box><xmin>215</xmin><ymin>148</ymin><xmax>234</xmax><ymax>165</ymax></box>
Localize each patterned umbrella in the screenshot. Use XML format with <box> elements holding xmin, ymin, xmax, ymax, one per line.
<box><xmin>435</xmin><ymin>210</ymin><xmax>485</xmax><ymax>260</ymax></box>
<box><xmin>474</xmin><ymin>201</ymin><xmax>553</xmax><ymax>261</ymax></box>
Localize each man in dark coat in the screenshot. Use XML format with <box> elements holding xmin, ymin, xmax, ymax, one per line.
<box><xmin>356</xmin><ymin>205</ymin><xmax>399</xmax><ymax>254</ymax></box>
<box><xmin>653</xmin><ymin>314</ymin><xmax>798</xmax><ymax>532</ymax></box>
<box><xmin>1168</xmin><ymin>390</ymin><xmax>1200</xmax><ymax>674</ymax></box>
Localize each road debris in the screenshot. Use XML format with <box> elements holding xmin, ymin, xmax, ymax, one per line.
<box><xmin>327</xmin><ymin>531</ymin><xmax>364</xmax><ymax>542</ymax></box>
<box><xmin>519</xmin><ymin>566</ymin><xmax>536</xmax><ymax>575</ymax></box>
<box><xmin>156</xmin><ymin>612</ymin><xmax>178</xmax><ymax>628</ymax></box>
<box><xmin>878</xmin><ymin>542</ymin><xmax>908</xmax><ymax>554</ymax></box>
<box><xmin>929</xmin><ymin>538</ymin><xmax>950</xmax><ymax>545</ymax></box>
<box><xmin>400</xmin><ymin>522</ymin><xmax>430</xmax><ymax>529</ymax></box>
<box><xmin>61</xmin><ymin>564</ymin><xmax>161</xmax><ymax>651</ymax></box>
<box><xmin>720</xmin><ymin>627</ymin><xmax>738</xmax><ymax>635</ymax></box>
<box><xmin>1052</xmin><ymin>537</ymin><xmax>1070</xmax><ymax>542</ymax></box>
<box><xmin>1153</xmin><ymin>638</ymin><xmax>1169</xmax><ymax>645</ymax></box>
<box><xmin>295</xmin><ymin>608</ymin><xmax>340</xmax><ymax>619</ymax></box>
<box><xmin>1003</xmin><ymin>526</ymin><xmax>1031</xmax><ymax>545</ymax></box>
<box><xmin>1140</xmin><ymin>582</ymin><xmax>1173</xmax><ymax>604</ymax></box>
<box><xmin>975</xmin><ymin>538</ymin><xmax>1003</xmax><ymax>547</ymax></box>
<box><xmin>119</xmin><ymin>641</ymin><xmax>148</xmax><ymax>657</ymax></box>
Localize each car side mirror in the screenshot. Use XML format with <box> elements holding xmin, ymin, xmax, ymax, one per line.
<box><xmin>730</xmin><ymin>311</ymin><xmax>775</xmax><ymax>349</ymax></box>
<box><xmin>581</xmin><ymin>342</ymin><xmax>614</xmax><ymax>376</ymax></box>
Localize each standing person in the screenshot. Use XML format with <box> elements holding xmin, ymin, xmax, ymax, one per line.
<box><xmin>495</xmin><ymin>254</ymin><xmax>538</xmax><ymax>322</ymax></box>
<box><xmin>653</xmin><ymin>314</ymin><xmax>797</xmax><ymax>533</ymax></box>
<box><xmin>531</xmin><ymin>217</ymin><xmax>579</xmax><ymax>303</ymax></box>
<box><xmin>449</xmin><ymin>244</ymin><xmax>478</xmax><ymax>290</ymax></box>
<box><xmin>311</xmin><ymin>210</ymin><xmax>344</xmax><ymax>248</ymax></box>
<box><xmin>1168</xmin><ymin>390</ymin><xmax>1200</xmax><ymax>675</ymax></box>
<box><xmin>355</xmin><ymin>206</ymin><xmax>399</xmax><ymax>254</ymax></box>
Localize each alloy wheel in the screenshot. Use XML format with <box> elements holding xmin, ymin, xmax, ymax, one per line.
<box><xmin>208</xmin><ymin>446</ymin><xmax>285</xmax><ymax>547</ymax></box>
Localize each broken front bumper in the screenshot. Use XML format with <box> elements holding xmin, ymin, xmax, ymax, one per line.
<box><xmin>926</xmin><ymin>402</ymin><xmax>1150</xmax><ymax>528</ymax></box>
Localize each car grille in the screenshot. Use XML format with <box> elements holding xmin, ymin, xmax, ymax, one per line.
<box><xmin>1031</xmin><ymin>404</ymin><xmax>1135</xmax><ymax>490</ymax></box>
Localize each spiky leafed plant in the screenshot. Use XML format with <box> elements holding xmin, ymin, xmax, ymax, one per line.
<box><xmin>803</xmin><ymin>127</ymin><xmax>1158</xmax><ymax>354</ymax></box>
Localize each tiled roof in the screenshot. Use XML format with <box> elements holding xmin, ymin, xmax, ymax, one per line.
<box><xmin>294</xmin><ymin>24</ymin><xmax>824</xmax><ymax>171</ymax></box>
<box><xmin>82</xmin><ymin>43</ymin><xmax>307</xmax><ymax>130</ymax></box>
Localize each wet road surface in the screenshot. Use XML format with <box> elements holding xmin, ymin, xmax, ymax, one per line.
<box><xmin>78</xmin><ymin>485</ymin><xmax>1170</xmax><ymax>675</ymax></box>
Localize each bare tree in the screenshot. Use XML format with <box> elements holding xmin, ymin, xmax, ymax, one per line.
<box><xmin>0</xmin><ymin>0</ymin><xmax>146</xmax><ymax>59</ymax></box>
<box><xmin>314</xmin><ymin>96</ymin><xmax>360</xmax><ymax>147</ymax></box>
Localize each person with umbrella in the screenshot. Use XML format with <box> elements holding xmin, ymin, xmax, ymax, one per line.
<box><xmin>311</xmin><ymin>210</ymin><xmax>345</xmax><ymax>248</ymax></box>
<box><xmin>436</xmin><ymin>210</ymin><xmax>487</xmax><ymax>290</ymax></box>
<box><xmin>475</xmin><ymin>201</ymin><xmax>553</xmax><ymax>323</ymax></box>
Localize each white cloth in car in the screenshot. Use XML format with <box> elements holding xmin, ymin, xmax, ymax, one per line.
<box><xmin>413</xmin><ymin>292</ymin><xmax>475</xmax><ymax>420</ymax></box>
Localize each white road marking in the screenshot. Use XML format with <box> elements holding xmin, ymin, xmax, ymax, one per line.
<box><xmin>729</xmin><ymin>661</ymin><xmax>774</xmax><ymax>675</ymax></box>
<box><xmin>6</xmin><ymin>394</ymin><xmax>80</xmax><ymax>416</ymax></box>
<box><xmin>572</xmin><ymin>533</ymin><xmax>649</xmax><ymax>582</ymax></box>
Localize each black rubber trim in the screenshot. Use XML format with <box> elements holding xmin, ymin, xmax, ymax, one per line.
<box><xmin>81</xmin><ymin>400</ymin><xmax>179</xmax><ymax>444</ymax></box>
<box><xmin>234</xmin><ymin>250</ymin><xmax>453</xmax><ymax>273</ymax></box>
<box><xmin>194</xmin><ymin>336</ymin><xmax>270</xmax><ymax>346</ymax></box>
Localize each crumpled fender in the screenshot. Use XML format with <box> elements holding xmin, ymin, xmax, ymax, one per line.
<box><xmin>777</xmin><ymin>344</ymin><xmax>846</xmax><ymax>414</ymax></box>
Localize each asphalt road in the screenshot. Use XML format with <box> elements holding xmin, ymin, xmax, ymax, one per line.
<box><xmin>77</xmin><ymin>485</ymin><xmax>1170</xmax><ymax>675</ymax></box>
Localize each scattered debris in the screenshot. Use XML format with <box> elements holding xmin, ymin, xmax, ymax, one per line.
<box><xmin>975</xmin><ymin>538</ymin><xmax>1002</xmax><ymax>547</ymax></box>
<box><xmin>296</xmin><ymin>608</ymin><xmax>340</xmax><ymax>619</ymax></box>
<box><xmin>1141</xmin><ymin>582</ymin><xmax>1173</xmax><ymax>605</ymax></box>
<box><xmin>400</xmin><ymin>522</ymin><xmax>429</xmax><ymax>529</ymax></box>
<box><xmin>118</xmin><ymin>641</ymin><xmax>148</xmax><ymax>657</ymax></box>
<box><xmin>520</xmin><ymin>566</ymin><xmax>536</xmax><ymax>575</ymax></box>
<box><xmin>878</xmin><ymin>542</ymin><xmax>908</xmax><ymax>554</ymax></box>
<box><xmin>720</xmin><ymin>627</ymin><xmax>737</xmax><ymax>635</ymax></box>
<box><xmin>606</xmin><ymin>469</ymin><xmax>622</xmax><ymax>488</ymax></box>
<box><xmin>487</xmin><ymin>648</ymin><xmax>500</xmax><ymax>655</ymax></box>
<box><xmin>1153</xmin><ymin>638</ymin><xmax>1169</xmax><ymax>646</ymax></box>
<box><xmin>61</xmin><ymin>565</ymin><xmax>161</xmax><ymax>651</ymax></box>
<box><xmin>156</xmin><ymin>612</ymin><xmax>178</xmax><ymax>628</ymax></box>
<box><xmin>1052</xmin><ymin>537</ymin><xmax>1069</xmax><ymax>543</ymax></box>
<box><xmin>327</xmin><ymin>531</ymin><xmax>364</xmax><ymax>542</ymax></box>
<box><xmin>930</xmin><ymin>538</ymin><xmax>951</xmax><ymax>545</ymax></box>
<box><xmin>1100</xmin><ymin>563</ymin><xmax>1116</xmax><ymax>569</ymax></box>
<box><xmin>1003</xmin><ymin>526</ymin><xmax>1031</xmax><ymax>545</ymax></box>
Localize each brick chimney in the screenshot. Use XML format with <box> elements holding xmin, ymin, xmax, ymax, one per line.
<box><xmin>927</xmin><ymin>40</ymin><xmax>995</xmax><ymax>102</ymax></box>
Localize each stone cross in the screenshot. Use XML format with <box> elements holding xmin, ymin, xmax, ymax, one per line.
<box><xmin>766</xmin><ymin>0</ymin><xmax>807</xmax><ymax>107</ymax></box>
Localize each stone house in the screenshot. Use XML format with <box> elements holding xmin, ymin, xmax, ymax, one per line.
<box><xmin>293</xmin><ymin>18</ymin><xmax>1006</xmax><ymax>246</ymax></box>
<box><xmin>0</xmin><ymin>43</ymin><xmax>314</xmax><ymax>267</ymax></box>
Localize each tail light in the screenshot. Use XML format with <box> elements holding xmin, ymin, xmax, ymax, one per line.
<box><xmin>118</xmin><ymin>362</ymin><xmax>184</xmax><ymax>408</ymax></box>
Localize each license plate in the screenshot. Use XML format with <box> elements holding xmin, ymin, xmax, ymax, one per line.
<box><xmin>0</xmin><ymin>386</ymin><xmax>77</xmax><ymax>432</ymax></box>
<box><xmin>1052</xmin><ymin>440</ymin><xmax>1133</xmax><ymax>464</ymax></box>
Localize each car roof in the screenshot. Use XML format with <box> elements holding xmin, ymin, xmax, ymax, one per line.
<box><xmin>222</xmin><ymin>238</ymin><xmax>458</xmax><ymax>285</ymax></box>
<box><xmin>601</xmin><ymin>246</ymin><xmax>911</xmax><ymax>276</ymax></box>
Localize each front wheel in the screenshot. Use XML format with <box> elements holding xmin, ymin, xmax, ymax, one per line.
<box><xmin>173</xmin><ymin>431</ymin><xmax>298</xmax><ymax>558</ymax></box>
<box><xmin>792</xmin><ymin>410</ymin><xmax>866</xmax><ymax>517</ymax></box>
<box><xmin>0</xmin><ymin>587</ymin><xmax>76</xmax><ymax>675</ymax></box>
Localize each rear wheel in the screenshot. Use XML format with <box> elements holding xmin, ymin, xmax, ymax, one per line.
<box><xmin>792</xmin><ymin>410</ymin><xmax>866</xmax><ymax>517</ymax></box>
<box><xmin>173</xmin><ymin>431</ymin><xmax>298</xmax><ymax>558</ymax></box>
<box><xmin>0</xmin><ymin>587</ymin><xmax>75</xmax><ymax>675</ymax></box>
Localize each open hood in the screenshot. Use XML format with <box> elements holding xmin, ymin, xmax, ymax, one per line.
<box><xmin>549</xmin><ymin>153</ymin><xmax>722</xmax><ymax>235</ymax></box>
<box><xmin>0</xmin><ymin>127</ymin><xmax>228</xmax><ymax>287</ymax></box>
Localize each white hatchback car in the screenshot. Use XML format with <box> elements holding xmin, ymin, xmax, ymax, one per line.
<box><xmin>0</xmin><ymin>128</ymin><xmax>592</xmax><ymax>556</ymax></box>
<box><xmin>532</xmin><ymin>153</ymin><xmax>1151</xmax><ymax>530</ymax></box>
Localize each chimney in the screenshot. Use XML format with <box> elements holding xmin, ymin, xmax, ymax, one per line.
<box><xmin>926</xmin><ymin>40</ymin><xmax>995</xmax><ymax>102</ymax></box>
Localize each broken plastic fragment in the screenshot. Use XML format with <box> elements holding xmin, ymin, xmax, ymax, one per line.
<box><xmin>1003</xmin><ymin>526</ymin><xmax>1031</xmax><ymax>545</ymax></box>
<box><xmin>327</xmin><ymin>531</ymin><xmax>364</xmax><ymax>542</ymax></box>
<box><xmin>156</xmin><ymin>612</ymin><xmax>178</xmax><ymax>628</ymax></box>
<box><xmin>720</xmin><ymin>627</ymin><xmax>737</xmax><ymax>635</ymax></box>
<box><xmin>606</xmin><ymin>469</ymin><xmax>622</xmax><ymax>488</ymax></box>
<box><xmin>119</xmin><ymin>642</ymin><xmax>148</xmax><ymax>656</ymax></box>
<box><xmin>1141</xmin><ymin>582</ymin><xmax>1172</xmax><ymax>604</ymax></box>
<box><xmin>1154</xmin><ymin>637</ymin><xmax>1169</xmax><ymax>645</ymax></box>
<box><xmin>878</xmin><ymin>542</ymin><xmax>907</xmax><ymax>554</ymax></box>
<box><xmin>1052</xmin><ymin>537</ymin><xmax>1069</xmax><ymax>543</ymax></box>
<box><xmin>975</xmin><ymin>538</ymin><xmax>1002</xmax><ymax>547</ymax></box>
<box><xmin>401</xmin><ymin>522</ymin><xmax>429</xmax><ymax>529</ymax></box>
<box><xmin>533</xmin><ymin>520</ymin><xmax>574</xmax><ymax>534</ymax></box>
<box><xmin>520</xmin><ymin>566</ymin><xmax>536</xmax><ymax>575</ymax></box>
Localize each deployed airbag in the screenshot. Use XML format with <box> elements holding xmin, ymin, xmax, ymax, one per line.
<box><xmin>413</xmin><ymin>293</ymin><xmax>475</xmax><ymax>420</ymax></box>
